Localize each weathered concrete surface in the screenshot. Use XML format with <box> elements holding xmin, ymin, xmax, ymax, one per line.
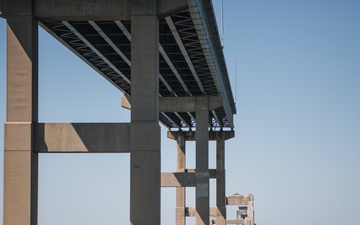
<box><xmin>186</xmin><ymin>207</ymin><xmax>218</xmax><ymax>217</ymax></box>
<box><xmin>121</xmin><ymin>96</ymin><xmax>131</xmax><ymax>110</ymax></box>
<box><xmin>6</xmin><ymin>19</ymin><xmax>38</xmax><ymax>122</ymax></box>
<box><xmin>34</xmin><ymin>0</ymin><xmax>130</xmax><ymax>21</ymax></box>
<box><xmin>227</xmin><ymin>194</ymin><xmax>254</xmax><ymax>206</ymax></box>
<box><xmin>161</xmin><ymin>172</ymin><xmax>196</xmax><ymax>187</ymax></box>
<box><xmin>226</xmin><ymin>194</ymin><xmax>255</xmax><ymax>225</ymax></box>
<box><xmin>162</xmin><ymin>169</ymin><xmax>217</xmax><ymax>179</ymax></box>
<box><xmin>216</xmin><ymin>136</ymin><xmax>226</xmax><ymax>225</ymax></box>
<box><xmin>130</xmin><ymin>1</ymin><xmax>161</xmax><ymax>225</ymax></box>
<box><xmin>160</xmin><ymin>96</ymin><xmax>223</xmax><ymax>112</ymax></box>
<box><xmin>34</xmin><ymin>123</ymin><xmax>131</xmax><ymax>153</ymax></box>
<box><xmin>4</xmin><ymin>1</ymin><xmax>38</xmax><ymax>224</ymax></box>
<box><xmin>122</xmin><ymin>96</ymin><xmax>224</xmax><ymax>112</ymax></box>
<box><xmin>0</xmin><ymin>0</ymin><xmax>187</xmax><ymax>20</ymax></box>
<box><xmin>3</xmin><ymin>150</ymin><xmax>38</xmax><ymax>225</ymax></box>
<box><xmin>176</xmin><ymin>133</ymin><xmax>186</xmax><ymax>225</ymax></box>
<box><xmin>195</xmin><ymin>98</ymin><xmax>210</xmax><ymax>225</ymax></box>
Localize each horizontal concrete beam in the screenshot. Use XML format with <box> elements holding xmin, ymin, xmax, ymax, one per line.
<box><xmin>186</xmin><ymin>207</ymin><xmax>217</xmax><ymax>217</ymax></box>
<box><xmin>4</xmin><ymin>0</ymin><xmax>188</xmax><ymax>21</ymax></box>
<box><xmin>161</xmin><ymin>172</ymin><xmax>196</xmax><ymax>187</ymax></box>
<box><xmin>34</xmin><ymin>0</ymin><xmax>131</xmax><ymax>20</ymax></box>
<box><xmin>35</xmin><ymin>123</ymin><xmax>130</xmax><ymax>153</ymax></box>
<box><xmin>226</xmin><ymin>194</ymin><xmax>254</xmax><ymax>206</ymax></box>
<box><xmin>226</xmin><ymin>219</ymin><xmax>246</xmax><ymax>225</ymax></box>
<box><xmin>161</xmin><ymin>170</ymin><xmax>217</xmax><ymax>187</ymax></box>
<box><xmin>183</xmin><ymin>169</ymin><xmax>217</xmax><ymax>179</ymax></box>
<box><xmin>168</xmin><ymin>130</ymin><xmax>235</xmax><ymax>141</ymax></box>
<box><xmin>122</xmin><ymin>96</ymin><xmax>224</xmax><ymax>112</ymax></box>
<box><xmin>160</xmin><ymin>96</ymin><xmax>223</xmax><ymax>112</ymax></box>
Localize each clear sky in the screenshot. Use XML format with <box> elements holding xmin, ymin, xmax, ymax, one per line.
<box><xmin>1</xmin><ymin>1</ymin><xmax>360</xmax><ymax>225</ymax></box>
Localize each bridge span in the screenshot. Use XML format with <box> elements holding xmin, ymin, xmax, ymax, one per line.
<box><xmin>1</xmin><ymin>0</ymin><xmax>236</xmax><ymax>225</ymax></box>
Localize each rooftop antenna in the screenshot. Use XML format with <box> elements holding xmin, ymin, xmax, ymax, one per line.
<box><xmin>221</xmin><ymin>0</ymin><xmax>224</xmax><ymax>48</ymax></box>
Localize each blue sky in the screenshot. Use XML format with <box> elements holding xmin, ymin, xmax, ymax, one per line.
<box><xmin>1</xmin><ymin>1</ymin><xmax>360</xmax><ymax>225</ymax></box>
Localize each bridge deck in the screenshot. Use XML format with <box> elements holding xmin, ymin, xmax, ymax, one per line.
<box><xmin>40</xmin><ymin>0</ymin><xmax>235</xmax><ymax>129</ymax></box>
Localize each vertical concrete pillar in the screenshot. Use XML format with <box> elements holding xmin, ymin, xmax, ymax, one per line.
<box><xmin>216</xmin><ymin>133</ymin><xmax>226</xmax><ymax>225</ymax></box>
<box><xmin>4</xmin><ymin>0</ymin><xmax>38</xmax><ymax>224</ymax></box>
<box><xmin>130</xmin><ymin>1</ymin><xmax>160</xmax><ymax>225</ymax></box>
<box><xmin>176</xmin><ymin>132</ymin><xmax>186</xmax><ymax>225</ymax></box>
<box><xmin>195</xmin><ymin>97</ymin><xmax>209</xmax><ymax>225</ymax></box>
<box><xmin>247</xmin><ymin>198</ymin><xmax>254</xmax><ymax>225</ymax></box>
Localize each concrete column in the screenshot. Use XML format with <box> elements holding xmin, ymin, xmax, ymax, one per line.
<box><xmin>247</xmin><ymin>199</ymin><xmax>254</xmax><ymax>225</ymax></box>
<box><xmin>130</xmin><ymin>1</ymin><xmax>161</xmax><ymax>225</ymax></box>
<box><xmin>4</xmin><ymin>0</ymin><xmax>38</xmax><ymax>224</ymax></box>
<box><xmin>216</xmin><ymin>133</ymin><xmax>226</xmax><ymax>225</ymax></box>
<box><xmin>176</xmin><ymin>132</ymin><xmax>186</xmax><ymax>225</ymax></box>
<box><xmin>195</xmin><ymin>98</ymin><xmax>209</xmax><ymax>225</ymax></box>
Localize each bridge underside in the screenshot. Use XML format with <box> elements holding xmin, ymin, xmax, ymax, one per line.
<box><xmin>40</xmin><ymin>3</ymin><xmax>235</xmax><ymax>129</ymax></box>
<box><xmin>2</xmin><ymin>0</ymin><xmax>236</xmax><ymax>225</ymax></box>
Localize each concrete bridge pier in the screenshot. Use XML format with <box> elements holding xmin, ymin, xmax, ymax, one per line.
<box><xmin>2</xmin><ymin>1</ymin><xmax>236</xmax><ymax>225</ymax></box>
<box><xmin>130</xmin><ymin>0</ymin><xmax>161</xmax><ymax>225</ymax></box>
<box><xmin>175</xmin><ymin>132</ymin><xmax>186</xmax><ymax>225</ymax></box>
<box><xmin>3</xmin><ymin>1</ymin><xmax>38</xmax><ymax>224</ymax></box>
<box><xmin>195</xmin><ymin>99</ymin><xmax>210</xmax><ymax>225</ymax></box>
<box><xmin>216</xmin><ymin>133</ymin><xmax>226</xmax><ymax>225</ymax></box>
<box><xmin>167</xmin><ymin>129</ymin><xmax>234</xmax><ymax>225</ymax></box>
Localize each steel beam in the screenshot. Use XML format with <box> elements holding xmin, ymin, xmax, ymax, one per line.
<box><xmin>168</xmin><ymin>130</ymin><xmax>235</xmax><ymax>141</ymax></box>
<box><xmin>62</xmin><ymin>21</ymin><xmax>131</xmax><ymax>84</ymax></box>
<box><xmin>165</xmin><ymin>16</ymin><xmax>206</xmax><ymax>94</ymax></box>
<box><xmin>188</xmin><ymin>0</ymin><xmax>236</xmax><ymax>127</ymax></box>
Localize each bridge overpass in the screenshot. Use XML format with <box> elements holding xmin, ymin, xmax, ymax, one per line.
<box><xmin>1</xmin><ymin>0</ymin><xmax>236</xmax><ymax>225</ymax></box>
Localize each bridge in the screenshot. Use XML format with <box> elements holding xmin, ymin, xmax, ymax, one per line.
<box><xmin>1</xmin><ymin>0</ymin><xmax>236</xmax><ymax>225</ymax></box>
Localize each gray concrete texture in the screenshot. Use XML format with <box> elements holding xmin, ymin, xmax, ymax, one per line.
<box><xmin>4</xmin><ymin>1</ymin><xmax>38</xmax><ymax>224</ymax></box>
<box><xmin>129</xmin><ymin>1</ymin><xmax>161</xmax><ymax>225</ymax></box>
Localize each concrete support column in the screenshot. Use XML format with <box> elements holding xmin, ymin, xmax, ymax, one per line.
<box><xmin>216</xmin><ymin>134</ymin><xmax>226</xmax><ymax>225</ymax></box>
<box><xmin>130</xmin><ymin>1</ymin><xmax>160</xmax><ymax>225</ymax></box>
<box><xmin>4</xmin><ymin>1</ymin><xmax>38</xmax><ymax>224</ymax></box>
<box><xmin>176</xmin><ymin>132</ymin><xmax>186</xmax><ymax>225</ymax></box>
<box><xmin>195</xmin><ymin>98</ymin><xmax>209</xmax><ymax>225</ymax></box>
